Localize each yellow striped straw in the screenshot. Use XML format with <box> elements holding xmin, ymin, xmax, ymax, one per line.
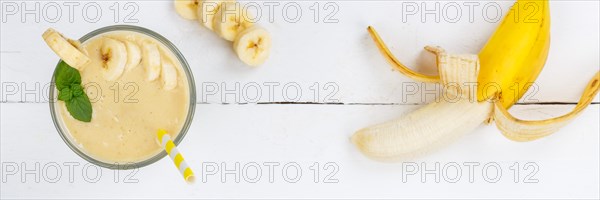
<box><xmin>157</xmin><ymin>129</ymin><xmax>195</xmax><ymax>183</ymax></box>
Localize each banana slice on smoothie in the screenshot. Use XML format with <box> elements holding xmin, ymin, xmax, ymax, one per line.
<box><xmin>233</xmin><ymin>26</ymin><xmax>272</xmax><ymax>66</ymax></box>
<box><xmin>161</xmin><ymin>59</ymin><xmax>178</xmax><ymax>90</ymax></box>
<box><xmin>122</xmin><ymin>40</ymin><xmax>142</xmax><ymax>71</ymax></box>
<box><xmin>197</xmin><ymin>0</ymin><xmax>232</xmax><ymax>30</ymax></box>
<box><xmin>213</xmin><ymin>2</ymin><xmax>254</xmax><ymax>41</ymax></box>
<box><xmin>100</xmin><ymin>37</ymin><xmax>128</xmax><ymax>81</ymax></box>
<box><xmin>141</xmin><ymin>41</ymin><xmax>162</xmax><ymax>81</ymax></box>
<box><xmin>42</xmin><ymin>28</ymin><xmax>90</xmax><ymax>70</ymax></box>
<box><xmin>174</xmin><ymin>0</ymin><xmax>200</xmax><ymax>20</ymax></box>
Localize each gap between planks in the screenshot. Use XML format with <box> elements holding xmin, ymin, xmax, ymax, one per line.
<box><xmin>1</xmin><ymin>101</ymin><xmax>599</xmax><ymax>106</ymax></box>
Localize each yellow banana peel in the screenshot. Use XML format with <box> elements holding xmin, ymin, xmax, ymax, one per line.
<box><xmin>478</xmin><ymin>0</ymin><xmax>551</xmax><ymax>108</ymax></box>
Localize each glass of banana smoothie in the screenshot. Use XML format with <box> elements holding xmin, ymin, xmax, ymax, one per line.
<box><xmin>49</xmin><ymin>25</ymin><xmax>196</xmax><ymax>169</ymax></box>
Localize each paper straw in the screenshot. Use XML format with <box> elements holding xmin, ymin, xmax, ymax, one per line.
<box><xmin>157</xmin><ymin>129</ymin><xmax>195</xmax><ymax>183</ymax></box>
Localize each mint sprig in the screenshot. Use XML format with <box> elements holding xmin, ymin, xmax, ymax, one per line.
<box><xmin>55</xmin><ymin>61</ymin><xmax>92</xmax><ymax>122</ymax></box>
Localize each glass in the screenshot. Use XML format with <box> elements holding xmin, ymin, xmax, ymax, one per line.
<box><xmin>49</xmin><ymin>25</ymin><xmax>196</xmax><ymax>169</ymax></box>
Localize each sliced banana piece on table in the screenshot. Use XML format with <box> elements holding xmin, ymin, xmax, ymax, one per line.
<box><xmin>233</xmin><ymin>26</ymin><xmax>272</xmax><ymax>66</ymax></box>
<box><xmin>141</xmin><ymin>41</ymin><xmax>162</xmax><ymax>81</ymax></box>
<box><xmin>122</xmin><ymin>40</ymin><xmax>142</xmax><ymax>71</ymax></box>
<box><xmin>197</xmin><ymin>0</ymin><xmax>232</xmax><ymax>30</ymax></box>
<box><xmin>100</xmin><ymin>37</ymin><xmax>128</xmax><ymax>81</ymax></box>
<box><xmin>213</xmin><ymin>2</ymin><xmax>254</xmax><ymax>41</ymax></box>
<box><xmin>161</xmin><ymin>59</ymin><xmax>179</xmax><ymax>90</ymax></box>
<box><xmin>42</xmin><ymin>28</ymin><xmax>90</xmax><ymax>70</ymax></box>
<box><xmin>174</xmin><ymin>0</ymin><xmax>200</xmax><ymax>20</ymax></box>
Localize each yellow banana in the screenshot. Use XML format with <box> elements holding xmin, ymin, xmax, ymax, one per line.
<box><xmin>478</xmin><ymin>0</ymin><xmax>551</xmax><ymax>108</ymax></box>
<box><xmin>353</xmin><ymin>0</ymin><xmax>600</xmax><ymax>161</ymax></box>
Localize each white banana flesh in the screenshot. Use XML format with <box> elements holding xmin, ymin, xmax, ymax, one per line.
<box><xmin>141</xmin><ymin>41</ymin><xmax>162</xmax><ymax>81</ymax></box>
<box><xmin>42</xmin><ymin>28</ymin><xmax>90</xmax><ymax>70</ymax></box>
<box><xmin>100</xmin><ymin>37</ymin><xmax>127</xmax><ymax>81</ymax></box>
<box><xmin>233</xmin><ymin>26</ymin><xmax>272</xmax><ymax>66</ymax></box>
<box><xmin>123</xmin><ymin>40</ymin><xmax>142</xmax><ymax>72</ymax></box>
<box><xmin>352</xmin><ymin>99</ymin><xmax>492</xmax><ymax>161</ymax></box>
<box><xmin>197</xmin><ymin>0</ymin><xmax>232</xmax><ymax>30</ymax></box>
<box><xmin>161</xmin><ymin>59</ymin><xmax>179</xmax><ymax>90</ymax></box>
<box><xmin>213</xmin><ymin>2</ymin><xmax>254</xmax><ymax>41</ymax></box>
<box><xmin>174</xmin><ymin>0</ymin><xmax>199</xmax><ymax>20</ymax></box>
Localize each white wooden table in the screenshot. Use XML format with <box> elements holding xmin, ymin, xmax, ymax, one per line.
<box><xmin>1</xmin><ymin>1</ymin><xmax>599</xmax><ymax>198</ymax></box>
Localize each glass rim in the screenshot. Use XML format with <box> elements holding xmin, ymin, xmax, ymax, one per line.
<box><xmin>49</xmin><ymin>25</ymin><xmax>196</xmax><ymax>169</ymax></box>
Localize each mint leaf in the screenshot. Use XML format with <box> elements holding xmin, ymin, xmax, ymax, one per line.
<box><xmin>55</xmin><ymin>61</ymin><xmax>81</xmax><ymax>90</ymax></box>
<box><xmin>54</xmin><ymin>61</ymin><xmax>92</xmax><ymax>123</ymax></box>
<box><xmin>58</xmin><ymin>87</ymin><xmax>73</xmax><ymax>101</ymax></box>
<box><xmin>66</xmin><ymin>93</ymin><xmax>92</xmax><ymax>122</ymax></box>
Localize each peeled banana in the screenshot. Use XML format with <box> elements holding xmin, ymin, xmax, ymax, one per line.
<box><xmin>123</xmin><ymin>40</ymin><xmax>142</xmax><ymax>72</ymax></box>
<box><xmin>161</xmin><ymin>59</ymin><xmax>179</xmax><ymax>91</ymax></box>
<box><xmin>42</xmin><ymin>28</ymin><xmax>90</xmax><ymax>70</ymax></box>
<box><xmin>99</xmin><ymin>37</ymin><xmax>127</xmax><ymax>81</ymax></box>
<box><xmin>233</xmin><ymin>26</ymin><xmax>272</xmax><ymax>66</ymax></box>
<box><xmin>141</xmin><ymin>41</ymin><xmax>162</xmax><ymax>81</ymax></box>
<box><xmin>174</xmin><ymin>0</ymin><xmax>200</xmax><ymax>20</ymax></box>
<box><xmin>197</xmin><ymin>0</ymin><xmax>232</xmax><ymax>30</ymax></box>
<box><xmin>213</xmin><ymin>2</ymin><xmax>254</xmax><ymax>41</ymax></box>
<box><xmin>353</xmin><ymin>0</ymin><xmax>600</xmax><ymax>161</ymax></box>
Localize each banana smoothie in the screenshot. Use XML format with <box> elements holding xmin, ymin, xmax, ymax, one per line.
<box><xmin>54</xmin><ymin>30</ymin><xmax>191</xmax><ymax>164</ymax></box>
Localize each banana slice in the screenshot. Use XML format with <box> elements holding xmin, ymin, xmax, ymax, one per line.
<box><xmin>161</xmin><ymin>59</ymin><xmax>178</xmax><ymax>90</ymax></box>
<box><xmin>197</xmin><ymin>0</ymin><xmax>232</xmax><ymax>30</ymax></box>
<box><xmin>213</xmin><ymin>2</ymin><xmax>254</xmax><ymax>41</ymax></box>
<box><xmin>123</xmin><ymin>40</ymin><xmax>142</xmax><ymax>71</ymax></box>
<box><xmin>141</xmin><ymin>41</ymin><xmax>161</xmax><ymax>81</ymax></box>
<box><xmin>42</xmin><ymin>28</ymin><xmax>90</xmax><ymax>70</ymax></box>
<box><xmin>174</xmin><ymin>0</ymin><xmax>199</xmax><ymax>20</ymax></box>
<box><xmin>233</xmin><ymin>26</ymin><xmax>271</xmax><ymax>66</ymax></box>
<box><xmin>100</xmin><ymin>37</ymin><xmax>127</xmax><ymax>81</ymax></box>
